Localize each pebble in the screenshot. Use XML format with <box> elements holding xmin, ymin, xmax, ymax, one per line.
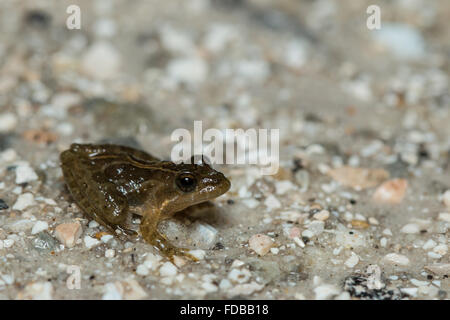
<box><xmin>6</xmin><ymin>219</ymin><xmax>34</xmax><ymax>232</ymax></box>
<box><xmin>328</xmin><ymin>166</ymin><xmax>389</xmax><ymax>190</ymax></box>
<box><xmin>242</xmin><ymin>198</ymin><xmax>260</xmax><ymax>209</ymax></box>
<box><xmin>159</xmin><ymin>262</ymin><xmax>177</xmax><ymax>277</ymax></box>
<box><xmin>0</xmin><ymin>113</ymin><xmax>18</xmax><ymax>133</ymax></box>
<box><xmin>55</xmin><ymin>222</ymin><xmax>82</xmax><ymax>248</ymax></box>
<box><xmin>293</xmin><ymin>236</ymin><xmax>305</xmax><ymax>248</ymax></box>
<box><xmin>188</xmin><ymin>249</ymin><xmax>206</xmax><ymax>260</ymax></box>
<box><xmin>372</xmin><ymin>179</ymin><xmax>408</xmax><ymax>204</ymax></box>
<box><xmin>81</xmin><ymin>41</ymin><xmax>122</xmax><ymax>80</ymax></box>
<box><xmin>191</xmin><ymin>222</ymin><xmax>218</xmax><ymax>247</ymax></box>
<box><xmin>88</xmin><ymin>220</ymin><xmax>99</xmax><ymax>228</ymax></box>
<box><xmin>102</xmin><ymin>278</ymin><xmax>147</xmax><ymax>300</ymax></box>
<box><xmin>226</xmin><ymin>281</ymin><xmax>264</xmax><ymax>297</ymax></box>
<box><xmin>16</xmin><ymin>282</ymin><xmax>53</xmax><ymax>300</ymax></box>
<box><xmin>351</xmin><ymin>220</ymin><xmax>370</xmax><ymax>229</ymax></box>
<box><xmin>383</xmin><ymin>253</ymin><xmax>410</xmax><ymax>266</ymax></box>
<box><xmin>313</xmin><ymin>210</ymin><xmax>330</xmax><ymax>221</ymax></box>
<box><xmin>275</xmin><ymin>180</ymin><xmax>296</xmax><ymax>195</ymax></box>
<box><xmin>83</xmin><ymin>235</ymin><xmax>100</xmax><ymax>249</ymax></box>
<box><xmin>143</xmin><ymin>253</ymin><xmax>162</xmax><ymax>271</ymax></box>
<box><xmin>400</xmin><ymin>223</ymin><xmax>420</xmax><ymax>234</ymax></box>
<box><xmin>433</xmin><ymin>244</ymin><xmax>448</xmax><ymax>256</ymax></box>
<box><xmin>31</xmin><ymin>221</ymin><xmax>48</xmax><ymax>235</ymax></box>
<box><xmin>400</xmin><ymin>287</ymin><xmax>418</xmax><ymax>297</ymax></box>
<box><xmin>12</xmin><ymin>193</ymin><xmax>35</xmax><ymax>211</ymax></box>
<box><xmin>3</xmin><ymin>239</ymin><xmax>14</xmax><ymax>248</ymax></box>
<box><xmin>248</xmin><ymin>234</ymin><xmax>273</xmax><ymax>256</ymax></box>
<box><xmin>428</xmin><ymin>251</ymin><xmax>442</xmax><ymax>259</ymax></box>
<box><xmin>422</xmin><ymin>239</ymin><xmax>437</xmax><ymax>250</ymax></box>
<box><xmin>372</xmin><ymin>23</ymin><xmax>426</xmax><ymax>60</ymax></box>
<box><xmin>228</xmin><ymin>268</ymin><xmax>251</xmax><ymax>284</ymax></box>
<box><xmin>136</xmin><ymin>264</ymin><xmax>149</xmax><ymax>276</ymax></box>
<box><xmin>344</xmin><ymin>252</ymin><xmax>359</xmax><ymax>268</ymax></box>
<box><xmin>307</xmin><ymin>220</ymin><xmax>325</xmax><ymax>236</ymax></box>
<box><xmin>437</xmin><ymin>212</ymin><xmax>450</xmax><ymax>222</ymax></box>
<box><xmin>442</xmin><ymin>190</ymin><xmax>450</xmax><ymax>209</ymax></box>
<box><xmin>424</xmin><ymin>263</ymin><xmax>450</xmax><ymax>276</ymax></box>
<box><xmin>166</xmin><ymin>56</ymin><xmax>208</xmax><ymax>85</ymax></box>
<box><xmin>15</xmin><ymin>164</ymin><xmax>38</xmax><ymax>184</ymax></box>
<box><xmin>264</xmin><ymin>195</ymin><xmax>281</xmax><ymax>209</ymax></box>
<box><xmin>105</xmin><ymin>249</ymin><xmax>115</xmax><ymax>258</ymax></box>
<box><xmin>314</xmin><ymin>284</ymin><xmax>340</xmax><ymax>300</ymax></box>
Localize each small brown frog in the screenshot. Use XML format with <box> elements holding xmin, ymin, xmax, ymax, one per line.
<box><xmin>60</xmin><ymin>143</ymin><xmax>231</xmax><ymax>261</ymax></box>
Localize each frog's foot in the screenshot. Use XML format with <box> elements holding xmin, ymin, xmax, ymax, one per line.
<box><xmin>148</xmin><ymin>232</ymin><xmax>199</xmax><ymax>262</ymax></box>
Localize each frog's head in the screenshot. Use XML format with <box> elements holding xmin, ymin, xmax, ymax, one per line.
<box><xmin>157</xmin><ymin>157</ymin><xmax>231</xmax><ymax>215</ymax></box>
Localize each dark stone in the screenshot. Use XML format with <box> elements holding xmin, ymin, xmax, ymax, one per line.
<box><xmin>24</xmin><ymin>10</ymin><xmax>51</xmax><ymax>28</ymax></box>
<box><xmin>0</xmin><ymin>199</ymin><xmax>8</xmax><ymax>210</ymax></box>
<box><xmin>212</xmin><ymin>242</ymin><xmax>224</xmax><ymax>250</ymax></box>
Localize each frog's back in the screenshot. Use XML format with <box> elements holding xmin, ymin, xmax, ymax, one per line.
<box><xmin>60</xmin><ymin>143</ymin><xmax>160</xmax><ymax>237</ymax></box>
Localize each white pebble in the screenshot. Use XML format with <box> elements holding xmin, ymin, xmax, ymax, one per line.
<box><xmin>12</xmin><ymin>193</ymin><xmax>35</xmax><ymax>211</ymax></box>
<box><xmin>83</xmin><ymin>235</ymin><xmax>100</xmax><ymax>249</ymax></box>
<box><xmin>437</xmin><ymin>212</ymin><xmax>450</xmax><ymax>222</ymax></box>
<box><xmin>270</xmin><ymin>247</ymin><xmax>279</xmax><ymax>254</ymax></box>
<box><xmin>15</xmin><ymin>165</ymin><xmax>38</xmax><ymax>184</ymax></box>
<box><xmin>31</xmin><ymin>221</ymin><xmax>48</xmax><ymax>235</ymax></box>
<box><xmin>81</xmin><ymin>41</ymin><xmax>122</xmax><ymax>80</ymax></box>
<box><xmin>3</xmin><ymin>239</ymin><xmax>14</xmax><ymax>248</ymax></box>
<box><xmin>88</xmin><ymin>221</ymin><xmax>100</xmax><ymax>228</ymax></box>
<box><xmin>301</xmin><ymin>230</ymin><xmax>314</xmax><ymax>238</ymax></box>
<box><xmin>293</xmin><ymin>236</ymin><xmax>305</xmax><ymax>248</ymax></box>
<box><xmin>101</xmin><ymin>235</ymin><xmax>114</xmax><ymax>243</ymax></box>
<box><xmin>433</xmin><ymin>244</ymin><xmax>448</xmax><ymax>256</ymax></box>
<box><xmin>400</xmin><ymin>287</ymin><xmax>418</xmax><ymax>297</ymax></box>
<box><xmin>344</xmin><ymin>252</ymin><xmax>359</xmax><ymax>268</ymax></box>
<box><xmin>264</xmin><ymin>195</ymin><xmax>281</xmax><ymax>209</ymax></box>
<box><xmin>241</xmin><ymin>198</ymin><xmax>259</xmax><ymax>209</ymax></box>
<box><xmin>136</xmin><ymin>264</ymin><xmax>149</xmax><ymax>276</ymax></box>
<box><xmin>442</xmin><ymin>190</ymin><xmax>450</xmax><ymax>209</ymax></box>
<box><xmin>248</xmin><ymin>234</ymin><xmax>273</xmax><ymax>256</ymax></box>
<box><xmin>191</xmin><ymin>222</ymin><xmax>218</xmax><ymax>247</ymax></box>
<box><xmin>428</xmin><ymin>251</ymin><xmax>442</xmax><ymax>259</ymax></box>
<box><xmin>188</xmin><ymin>249</ymin><xmax>206</xmax><ymax>260</ymax></box>
<box><xmin>382</xmin><ymin>228</ymin><xmax>393</xmax><ymax>236</ymax></box>
<box><xmin>0</xmin><ymin>113</ymin><xmax>18</xmax><ymax>133</ymax></box>
<box><xmin>314</xmin><ymin>284</ymin><xmax>340</xmax><ymax>300</ymax></box>
<box><xmin>400</xmin><ymin>223</ymin><xmax>420</xmax><ymax>234</ymax></box>
<box><xmin>159</xmin><ymin>262</ymin><xmax>177</xmax><ymax>277</ymax></box>
<box><xmin>167</xmin><ymin>56</ymin><xmax>208</xmax><ymax>85</ymax></box>
<box><xmin>228</xmin><ymin>268</ymin><xmax>251</xmax><ymax>284</ymax></box>
<box><xmin>422</xmin><ymin>239</ymin><xmax>437</xmax><ymax>250</ymax></box>
<box><xmin>105</xmin><ymin>249</ymin><xmax>115</xmax><ymax>258</ymax></box>
<box><xmin>275</xmin><ymin>180</ymin><xmax>296</xmax><ymax>195</ymax></box>
<box><xmin>383</xmin><ymin>253</ymin><xmax>410</xmax><ymax>266</ymax></box>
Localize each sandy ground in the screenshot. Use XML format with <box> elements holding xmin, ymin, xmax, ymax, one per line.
<box><xmin>0</xmin><ymin>0</ymin><xmax>449</xmax><ymax>300</ymax></box>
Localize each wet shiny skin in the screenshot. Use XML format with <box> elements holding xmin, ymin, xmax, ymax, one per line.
<box><xmin>60</xmin><ymin>143</ymin><xmax>231</xmax><ymax>261</ymax></box>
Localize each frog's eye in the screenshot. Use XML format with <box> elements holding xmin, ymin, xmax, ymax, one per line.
<box><xmin>176</xmin><ymin>173</ymin><xmax>197</xmax><ymax>192</ymax></box>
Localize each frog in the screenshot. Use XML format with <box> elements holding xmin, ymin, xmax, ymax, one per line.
<box><xmin>60</xmin><ymin>143</ymin><xmax>231</xmax><ymax>261</ymax></box>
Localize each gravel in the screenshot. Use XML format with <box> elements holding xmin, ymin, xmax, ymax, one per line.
<box><xmin>0</xmin><ymin>0</ymin><xmax>449</xmax><ymax>300</ymax></box>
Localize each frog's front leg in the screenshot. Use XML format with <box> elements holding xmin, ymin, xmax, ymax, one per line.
<box><xmin>140</xmin><ymin>211</ymin><xmax>198</xmax><ymax>262</ymax></box>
